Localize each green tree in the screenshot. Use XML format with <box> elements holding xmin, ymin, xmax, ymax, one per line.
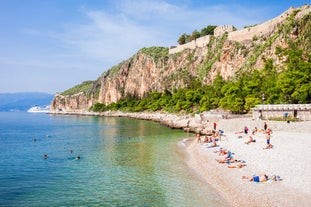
<box><xmin>200</xmin><ymin>25</ymin><xmax>217</xmax><ymax>36</ymax></box>
<box><xmin>177</xmin><ymin>33</ymin><xmax>186</xmax><ymax>45</ymax></box>
<box><xmin>190</xmin><ymin>30</ymin><xmax>200</xmax><ymax>41</ymax></box>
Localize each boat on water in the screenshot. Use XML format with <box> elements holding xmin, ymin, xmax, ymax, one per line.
<box><xmin>27</xmin><ymin>105</ymin><xmax>50</xmax><ymax>113</ymax></box>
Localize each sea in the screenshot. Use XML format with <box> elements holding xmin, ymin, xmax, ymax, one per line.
<box><xmin>0</xmin><ymin>112</ymin><xmax>228</xmax><ymax>207</ymax></box>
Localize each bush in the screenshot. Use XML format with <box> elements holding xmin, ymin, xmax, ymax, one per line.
<box><xmin>61</xmin><ymin>81</ymin><xmax>93</xmax><ymax>96</ymax></box>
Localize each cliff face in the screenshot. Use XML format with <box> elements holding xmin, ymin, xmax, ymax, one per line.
<box><xmin>50</xmin><ymin>92</ymin><xmax>94</xmax><ymax>113</ymax></box>
<box><xmin>50</xmin><ymin>5</ymin><xmax>311</xmax><ymax>113</ymax></box>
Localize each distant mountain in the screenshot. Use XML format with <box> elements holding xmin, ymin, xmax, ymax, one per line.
<box><xmin>0</xmin><ymin>92</ymin><xmax>54</xmax><ymax>112</ymax></box>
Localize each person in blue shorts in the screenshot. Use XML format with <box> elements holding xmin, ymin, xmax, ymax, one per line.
<box><xmin>242</xmin><ymin>174</ymin><xmax>268</xmax><ymax>182</ymax></box>
<box><xmin>263</xmin><ymin>132</ymin><xmax>273</xmax><ymax>149</ymax></box>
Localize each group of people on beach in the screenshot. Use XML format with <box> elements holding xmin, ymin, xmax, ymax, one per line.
<box><xmin>240</xmin><ymin>122</ymin><xmax>273</xmax><ymax>149</ymax></box>
<box><xmin>196</xmin><ymin>122</ymin><xmax>224</xmax><ymax>146</ymax></box>
<box><xmin>214</xmin><ymin>148</ymin><xmax>247</xmax><ymax>168</ymax></box>
<box><xmin>197</xmin><ymin>121</ymin><xmax>281</xmax><ymax>182</ymax></box>
<box><xmin>196</xmin><ymin>130</ymin><xmax>225</xmax><ymax>150</ymax></box>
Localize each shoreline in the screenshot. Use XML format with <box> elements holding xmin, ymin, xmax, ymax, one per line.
<box><xmin>49</xmin><ymin>111</ymin><xmax>311</xmax><ymax>206</ymax></box>
<box><xmin>48</xmin><ymin>110</ymin><xmax>311</xmax><ymax>133</ymax></box>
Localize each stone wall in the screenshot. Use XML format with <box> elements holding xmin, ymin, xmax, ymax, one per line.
<box><xmin>228</xmin><ymin>7</ymin><xmax>294</xmax><ymax>42</ymax></box>
<box><xmin>214</xmin><ymin>25</ymin><xmax>236</xmax><ymax>37</ymax></box>
<box><xmin>169</xmin><ymin>6</ymin><xmax>311</xmax><ymax>54</ymax></box>
<box><xmin>169</xmin><ymin>35</ymin><xmax>211</xmax><ymax>54</ymax></box>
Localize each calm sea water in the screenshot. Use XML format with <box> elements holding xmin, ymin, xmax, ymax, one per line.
<box><xmin>0</xmin><ymin>112</ymin><xmax>227</xmax><ymax>207</ymax></box>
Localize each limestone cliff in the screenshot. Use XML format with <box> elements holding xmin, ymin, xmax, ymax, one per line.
<box><xmin>50</xmin><ymin>5</ymin><xmax>311</xmax><ymax>113</ymax></box>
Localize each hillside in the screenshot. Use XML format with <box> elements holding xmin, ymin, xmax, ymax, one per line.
<box><xmin>50</xmin><ymin>5</ymin><xmax>311</xmax><ymax>114</ymax></box>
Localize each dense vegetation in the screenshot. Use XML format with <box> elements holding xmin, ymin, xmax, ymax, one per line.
<box><xmin>61</xmin><ymin>81</ymin><xmax>94</xmax><ymax>96</ymax></box>
<box><xmin>177</xmin><ymin>25</ymin><xmax>217</xmax><ymax>45</ymax></box>
<box><xmin>139</xmin><ymin>46</ymin><xmax>169</xmax><ymax>60</ymax></box>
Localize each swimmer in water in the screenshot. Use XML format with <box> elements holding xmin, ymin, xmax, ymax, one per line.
<box><xmin>44</xmin><ymin>154</ymin><xmax>48</xmax><ymax>159</ymax></box>
<box><xmin>76</xmin><ymin>156</ymin><xmax>80</xmax><ymax>160</ymax></box>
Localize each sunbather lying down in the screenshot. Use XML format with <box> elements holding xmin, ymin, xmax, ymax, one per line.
<box><xmin>216</xmin><ymin>158</ymin><xmax>237</xmax><ymax>163</ymax></box>
<box><xmin>227</xmin><ymin>163</ymin><xmax>246</xmax><ymax>168</ymax></box>
<box><xmin>216</xmin><ymin>158</ymin><xmax>245</xmax><ymax>164</ymax></box>
<box><xmin>213</xmin><ymin>148</ymin><xmax>231</xmax><ymax>156</ymax></box>
<box><xmin>245</xmin><ymin>136</ymin><xmax>256</xmax><ymax>144</ymax></box>
<box><xmin>242</xmin><ymin>174</ymin><xmax>268</xmax><ymax>182</ymax></box>
<box><xmin>242</xmin><ymin>174</ymin><xmax>281</xmax><ymax>182</ymax></box>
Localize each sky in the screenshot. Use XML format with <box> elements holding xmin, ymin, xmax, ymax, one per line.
<box><xmin>0</xmin><ymin>0</ymin><xmax>309</xmax><ymax>94</ymax></box>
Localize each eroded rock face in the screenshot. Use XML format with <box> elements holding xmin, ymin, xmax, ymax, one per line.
<box><xmin>50</xmin><ymin>93</ymin><xmax>95</xmax><ymax>113</ymax></box>
<box><xmin>50</xmin><ymin>5</ymin><xmax>311</xmax><ymax>113</ymax></box>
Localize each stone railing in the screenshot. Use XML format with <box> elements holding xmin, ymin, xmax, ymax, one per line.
<box><xmin>254</xmin><ymin>104</ymin><xmax>311</xmax><ymax>111</ymax></box>
<box><xmin>252</xmin><ymin>104</ymin><xmax>311</xmax><ymax>121</ymax></box>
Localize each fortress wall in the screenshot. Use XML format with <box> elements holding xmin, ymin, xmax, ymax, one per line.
<box><xmin>169</xmin><ymin>41</ymin><xmax>196</xmax><ymax>54</ymax></box>
<box><xmin>169</xmin><ymin>35</ymin><xmax>211</xmax><ymax>54</ymax></box>
<box><xmin>228</xmin><ymin>7</ymin><xmax>294</xmax><ymax>42</ymax></box>
<box><xmin>214</xmin><ymin>25</ymin><xmax>236</xmax><ymax>37</ymax></box>
<box><xmin>195</xmin><ymin>35</ymin><xmax>211</xmax><ymax>48</ymax></box>
<box><xmin>169</xmin><ymin>6</ymin><xmax>310</xmax><ymax>54</ymax></box>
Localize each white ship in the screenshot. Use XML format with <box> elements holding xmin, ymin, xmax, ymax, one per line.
<box><xmin>27</xmin><ymin>105</ymin><xmax>50</xmax><ymax>113</ymax></box>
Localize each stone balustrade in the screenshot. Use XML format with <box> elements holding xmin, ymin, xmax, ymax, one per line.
<box><xmin>252</xmin><ymin>104</ymin><xmax>311</xmax><ymax>121</ymax></box>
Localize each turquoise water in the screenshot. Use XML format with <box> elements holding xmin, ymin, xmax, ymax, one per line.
<box><xmin>0</xmin><ymin>112</ymin><xmax>227</xmax><ymax>207</ymax></box>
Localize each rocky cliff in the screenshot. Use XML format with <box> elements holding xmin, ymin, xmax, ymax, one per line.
<box><xmin>50</xmin><ymin>5</ymin><xmax>311</xmax><ymax>113</ymax></box>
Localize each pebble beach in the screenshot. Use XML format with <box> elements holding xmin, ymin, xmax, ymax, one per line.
<box><xmin>185</xmin><ymin>118</ymin><xmax>311</xmax><ymax>207</ymax></box>
<box><xmin>51</xmin><ymin>111</ymin><xmax>311</xmax><ymax>206</ymax></box>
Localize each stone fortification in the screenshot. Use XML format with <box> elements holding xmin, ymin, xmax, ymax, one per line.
<box><xmin>229</xmin><ymin>5</ymin><xmax>311</xmax><ymax>42</ymax></box>
<box><xmin>169</xmin><ymin>35</ymin><xmax>211</xmax><ymax>54</ymax></box>
<box><xmin>169</xmin><ymin>6</ymin><xmax>310</xmax><ymax>54</ymax></box>
<box><xmin>169</xmin><ymin>25</ymin><xmax>235</xmax><ymax>54</ymax></box>
<box><xmin>228</xmin><ymin>7</ymin><xmax>294</xmax><ymax>42</ymax></box>
<box><xmin>214</xmin><ymin>25</ymin><xmax>236</xmax><ymax>37</ymax></box>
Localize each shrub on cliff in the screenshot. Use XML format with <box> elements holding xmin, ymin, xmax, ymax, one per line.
<box><xmin>61</xmin><ymin>81</ymin><xmax>93</xmax><ymax>96</ymax></box>
<box><xmin>139</xmin><ymin>46</ymin><xmax>169</xmax><ymax>60</ymax></box>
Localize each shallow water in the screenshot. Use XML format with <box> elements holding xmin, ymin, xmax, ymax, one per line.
<box><xmin>0</xmin><ymin>112</ymin><xmax>228</xmax><ymax>207</ymax></box>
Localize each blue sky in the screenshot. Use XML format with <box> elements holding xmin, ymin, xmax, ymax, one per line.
<box><xmin>0</xmin><ymin>0</ymin><xmax>309</xmax><ymax>94</ymax></box>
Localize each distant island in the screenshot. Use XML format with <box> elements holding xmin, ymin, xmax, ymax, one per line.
<box><xmin>0</xmin><ymin>92</ymin><xmax>54</xmax><ymax>112</ymax></box>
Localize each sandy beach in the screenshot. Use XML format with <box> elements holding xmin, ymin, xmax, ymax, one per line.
<box><xmin>51</xmin><ymin>111</ymin><xmax>311</xmax><ymax>206</ymax></box>
<box><xmin>185</xmin><ymin>118</ymin><xmax>311</xmax><ymax>207</ymax></box>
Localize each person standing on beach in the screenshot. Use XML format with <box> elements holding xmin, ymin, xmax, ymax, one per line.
<box><xmin>196</xmin><ymin>133</ymin><xmax>201</xmax><ymax>143</ymax></box>
<box><xmin>244</xmin><ymin>126</ymin><xmax>249</xmax><ymax>135</ymax></box>
<box><xmin>213</xmin><ymin>122</ymin><xmax>217</xmax><ymax>130</ymax></box>
<box><xmin>264</xmin><ymin>122</ymin><xmax>267</xmax><ymax>131</ymax></box>
<box><xmin>263</xmin><ymin>132</ymin><xmax>272</xmax><ymax>149</ymax></box>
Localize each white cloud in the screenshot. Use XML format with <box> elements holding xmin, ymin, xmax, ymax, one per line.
<box><xmin>1</xmin><ymin>0</ymin><xmax>275</xmax><ymax>93</ymax></box>
<box><xmin>58</xmin><ymin>0</ymin><xmax>266</xmax><ymax>66</ymax></box>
